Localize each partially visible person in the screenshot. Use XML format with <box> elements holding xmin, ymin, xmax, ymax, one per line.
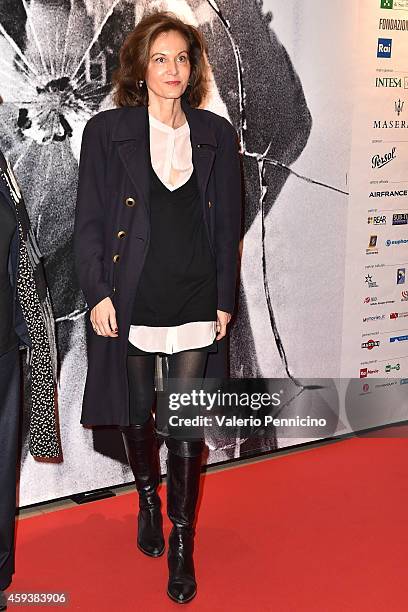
<box><xmin>0</xmin><ymin>143</ymin><xmax>61</xmax><ymax>608</ymax></box>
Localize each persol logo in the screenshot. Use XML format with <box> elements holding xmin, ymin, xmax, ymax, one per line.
<box><xmin>372</xmin><ymin>146</ymin><xmax>396</xmax><ymax>169</ymax></box>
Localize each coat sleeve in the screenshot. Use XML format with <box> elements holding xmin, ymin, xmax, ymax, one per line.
<box><xmin>214</xmin><ymin>118</ymin><xmax>242</xmax><ymax>314</ymax></box>
<box><xmin>73</xmin><ymin>113</ymin><xmax>113</xmax><ymax>311</ymax></box>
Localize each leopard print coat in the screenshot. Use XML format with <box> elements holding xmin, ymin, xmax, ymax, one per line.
<box><xmin>0</xmin><ymin>154</ymin><xmax>61</xmax><ymax>459</ymax></box>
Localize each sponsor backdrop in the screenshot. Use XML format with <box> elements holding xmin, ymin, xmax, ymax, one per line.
<box><xmin>341</xmin><ymin>0</ymin><xmax>408</xmax><ymax>385</ymax></box>
<box><xmin>0</xmin><ymin>0</ymin><xmax>403</xmax><ymax>507</ymax></box>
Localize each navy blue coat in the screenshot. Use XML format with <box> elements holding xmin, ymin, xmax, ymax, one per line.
<box><xmin>73</xmin><ymin>96</ymin><xmax>243</xmax><ymax>426</ymax></box>
<box><xmin>0</xmin><ymin>165</ymin><xmax>30</xmax><ymax>353</ymax></box>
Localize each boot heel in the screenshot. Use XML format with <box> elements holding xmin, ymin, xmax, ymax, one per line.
<box><xmin>137</xmin><ymin>497</ymin><xmax>165</xmax><ymax>557</ymax></box>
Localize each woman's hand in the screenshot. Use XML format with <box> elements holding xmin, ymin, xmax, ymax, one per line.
<box><xmin>216</xmin><ymin>309</ymin><xmax>232</xmax><ymax>340</ymax></box>
<box><xmin>90</xmin><ymin>296</ymin><xmax>118</xmax><ymax>337</ymax></box>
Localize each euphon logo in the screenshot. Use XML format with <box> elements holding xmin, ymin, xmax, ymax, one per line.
<box><xmin>381</xmin><ymin>0</ymin><xmax>393</xmax><ymax>8</ymax></box>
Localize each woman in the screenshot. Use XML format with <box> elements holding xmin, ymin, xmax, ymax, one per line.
<box><xmin>73</xmin><ymin>10</ymin><xmax>242</xmax><ymax>604</ymax></box>
<box><xmin>0</xmin><ymin>146</ymin><xmax>60</xmax><ymax>610</ymax></box>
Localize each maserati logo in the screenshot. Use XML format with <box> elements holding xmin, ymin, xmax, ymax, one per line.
<box><xmin>395</xmin><ymin>99</ymin><xmax>405</xmax><ymax>115</ymax></box>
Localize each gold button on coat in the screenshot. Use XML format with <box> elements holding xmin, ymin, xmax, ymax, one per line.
<box><xmin>117</xmin><ymin>230</ymin><xmax>126</xmax><ymax>239</ymax></box>
<box><xmin>125</xmin><ymin>197</ymin><xmax>135</xmax><ymax>207</ymax></box>
<box><xmin>113</xmin><ymin>254</ymin><xmax>120</xmax><ymax>263</ymax></box>
<box><xmin>208</xmin><ymin>200</ymin><xmax>212</xmax><ymax>208</ymax></box>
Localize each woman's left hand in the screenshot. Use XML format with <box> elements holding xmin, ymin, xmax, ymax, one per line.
<box><xmin>216</xmin><ymin>310</ymin><xmax>232</xmax><ymax>340</ymax></box>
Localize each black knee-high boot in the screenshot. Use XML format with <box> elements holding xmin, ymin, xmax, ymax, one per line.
<box><xmin>165</xmin><ymin>437</ymin><xmax>205</xmax><ymax>604</ymax></box>
<box><xmin>120</xmin><ymin>414</ymin><xmax>165</xmax><ymax>557</ymax></box>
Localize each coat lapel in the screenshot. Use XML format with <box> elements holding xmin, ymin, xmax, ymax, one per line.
<box><xmin>112</xmin><ymin>97</ymin><xmax>217</xmax><ymax>215</ymax></box>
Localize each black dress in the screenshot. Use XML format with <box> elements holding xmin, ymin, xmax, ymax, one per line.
<box><xmin>127</xmin><ymin>153</ymin><xmax>218</xmax><ymax>357</ymax></box>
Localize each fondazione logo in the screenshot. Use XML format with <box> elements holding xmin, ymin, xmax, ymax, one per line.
<box><xmin>379</xmin><ymin>18</ymin><xmax>408</xmax><ymax>29</ymax></box>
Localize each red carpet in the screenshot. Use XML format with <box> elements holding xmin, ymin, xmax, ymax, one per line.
<box><xmin>7</xmin><ymin>436</ymin><xmax>408</xmax><ymax>611</ymax></box>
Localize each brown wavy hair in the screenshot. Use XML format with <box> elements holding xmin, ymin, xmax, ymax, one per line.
<box><xmin>112</xmin><ymin>10</ymin><xmax>210</xmax><ymax>108</ymax></box>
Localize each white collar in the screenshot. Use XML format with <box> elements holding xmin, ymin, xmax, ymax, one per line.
<box><xmin>148</xmin><ymin>112</ymin><xmax>189</xmax><ymax>135</ymax></box>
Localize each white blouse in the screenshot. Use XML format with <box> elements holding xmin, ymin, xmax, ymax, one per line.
<box><xmin>128</xmin><ymin>112</ymin><xmax>217</xmax><ymax>354</ymax></box>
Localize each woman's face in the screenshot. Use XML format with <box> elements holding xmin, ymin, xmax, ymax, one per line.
<box><xmin>145</xmin><ymin>29</ymin><xmax>191</xmax><ymax>102</ymax></box>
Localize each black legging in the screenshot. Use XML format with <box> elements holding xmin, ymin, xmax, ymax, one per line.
<box><xmin>127</xmin><ymin>350</ymin><xmax>208</xmax><ymax>437</ymax></box>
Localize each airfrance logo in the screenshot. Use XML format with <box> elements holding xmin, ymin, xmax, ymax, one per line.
<box><xmin>390</xmin><ymin>334</ymin><xmax>408</xmax><ymax>342</ymax></box>
<box><xmin>377</xmin><ymin>38</ymin><xmax>392</xmax><ymax>58</ymax></box>
<box><xmin>369</xmin><ymin>189</ymin><xmax>407</xmax><ymax>197</ymax></box>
